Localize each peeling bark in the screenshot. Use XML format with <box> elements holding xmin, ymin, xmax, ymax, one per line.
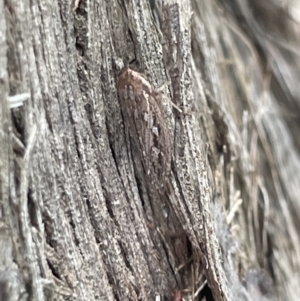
<box><xmin>1</xmin><ymin>0</ymin><xmax>299</xmax><ymax>301</ymax></box>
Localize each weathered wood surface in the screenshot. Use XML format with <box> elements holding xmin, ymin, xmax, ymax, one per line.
<box><xmin>1</xmin><ymin>0</ymin><xmax>300</xmax><ymax>300</ymax></box>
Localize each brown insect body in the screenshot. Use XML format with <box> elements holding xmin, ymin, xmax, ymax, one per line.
<box><xmin>117</xmin><ymin>68</ymin><xmax>171</xmax><ymax>188</ymax></box>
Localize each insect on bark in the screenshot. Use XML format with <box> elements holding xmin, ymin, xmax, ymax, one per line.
<box><xmin>117</xmin><ymin>67</ymin><xmax>171</xmax><ymax>189</ymax></box>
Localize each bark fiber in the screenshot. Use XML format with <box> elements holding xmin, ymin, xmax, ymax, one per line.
<box><xmin>1</xmin><ymin>0</ymin><xmax>299</xmax><ymax>300</ymax></box>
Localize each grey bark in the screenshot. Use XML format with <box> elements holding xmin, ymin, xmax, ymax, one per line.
<box><xmin>1</xmin><ymin>0</ymin><xmax>299</xmax><ymax>301</ymax></box>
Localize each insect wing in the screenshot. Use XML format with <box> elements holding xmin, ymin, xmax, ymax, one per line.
<box><xmin>117</xmin><ymin>68</ymin><xmax>171</xmax><ymax>186</ymax></box>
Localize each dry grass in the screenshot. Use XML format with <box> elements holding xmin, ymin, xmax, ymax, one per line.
<box><xmin>191</xmin><ymin>0</ymin><xmax>300</xmax><ymax>299</ymax></box>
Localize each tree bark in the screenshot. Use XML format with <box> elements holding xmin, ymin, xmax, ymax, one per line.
<box><xmin>1</xmin><ymin>0</ymin><xmax>300</xmax><ymax>300</ymax></box>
